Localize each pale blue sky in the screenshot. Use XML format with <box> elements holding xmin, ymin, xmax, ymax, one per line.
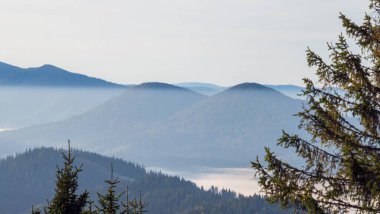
<box><xmin>0</xmin><ymin>0</ymin><xmax>368</xmax><ymax>86</ymax></box>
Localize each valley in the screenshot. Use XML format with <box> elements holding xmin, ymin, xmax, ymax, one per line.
<box><xmin>0</xmin><ymin>61</ymin><xmax>304</xmax><ymax>211</ymax></box>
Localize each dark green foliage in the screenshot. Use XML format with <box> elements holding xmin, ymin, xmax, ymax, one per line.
<box><xmin>129</xmin><ymin>172</ymin><xmax>293</xmax><ymax>214</ymax></box>
<box><xmin>46</xmin><ymin>142</ymin><xmax>89</xmax><ymax>214</ymax></box>
<box><xmin>252</xmin><ymin>0</ymin><xmax>380</xmax><ymax>213</ymax></box>
<box><xmin>1</xmin><ymin>147</ymin><xmax>290</xmax><ymax>213</ymax></box>
<box><xmin>32</xmin><ymin>147</ymin><xmax>144</xmax><ymax>214</ymax></box>
<box><xmin>0</xmin><ymin>147</ymin><xmax>145</xmax><ymax>214</ymax></box>
<box><xmin>96</xmin><ymin>164</ymin><xmax>123</xmax><ymax>214</ymax></box>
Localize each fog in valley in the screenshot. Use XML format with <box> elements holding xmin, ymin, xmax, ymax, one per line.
<box><xmin>0</xmin><ymin>81</ymin><xmax>305</xmax><ymax>198</ymax></box>
<box><xmin>0</xmin><ymin>0</ymin><xmax>371</xmax><ymax>212</ymax></box>
<box><xmin>0</xmin><ymin>86</ymin><xmax>124</xmax><ymax>129</ymax></box>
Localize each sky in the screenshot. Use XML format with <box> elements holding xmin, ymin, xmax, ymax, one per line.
<box><xmin>0</xmin><ymin>0</ymin><xmax>368</xmax><ymax>86</ymax></box>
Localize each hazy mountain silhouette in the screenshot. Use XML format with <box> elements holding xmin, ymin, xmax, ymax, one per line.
<box><xmin>263</xmin><ymin>84</ymin><xmax>304</xmax><ymax>99</ymax></box>
<box><xmin>0</xmin><ymin>147</ymin><xmax>292</xmax><ymax>214</ymax></box>
<box><xmin>164</xmin><ymin>83</ymin><xmax>300</xmax><ymax>139</ymax></box>
<box><xmin>0</xmin><ymin>61</ymin><xmax>124</xmax><ymax>87</ymax></box>
<box><xmin>0</xmin><ymin>87</ymin><xmax>124</xmax><ymax>128</ymax></box>
<box><xmin>152</xmin><ymin>83</ymin><xmax>302</xmax><ymax>166</ymax></box>
<box><xmin>175</xmin><ymin>81</ymin><xmax>304</xmax><ymax>99</ymax></box>
<box><xmin>62</xmin><ymin>82</ymin><xmax>207</xmax><ymax>127</ymax></box>
<box><xmin>0</xmin><ymin>61</ymin><xmax>128</xmax><ymax>128</ymax></box>
<box><xmin>175</xmin><ymin>82</ymin><xmax>227</xmax><ymax>96</ymax></box>
<box><xmin>0</xmin><ymin>83</ymin><xmax>206</xmax><ymax>159</ymax></box>
<box><xmin>0</xmin><ymin>82</ymin><xmax>302</xmax><ymax>169</ymax></box>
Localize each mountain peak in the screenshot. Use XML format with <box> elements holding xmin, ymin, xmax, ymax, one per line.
<box><xmin>39</xmin><ymin>64</ymin><xmax>59</xmax><ymax>69</ymax></box>
<box><xmin>28</xmin><ymin>64</ymin><xmax>68</xmax><ymax>74</ymax></box>
<box><xmin>228</xmin><ymin>82</ymin><xmax>275</xmax><ymax>92</ymax></box>
<box><xmin>136</xmin><ymin>82</ymin><xmax>192</xmax><ymax>91</ymax></box>
<box><xmin>0</xmin><ymin>61</ymin><xmax>124</xmax><ymax>88</ymax></box>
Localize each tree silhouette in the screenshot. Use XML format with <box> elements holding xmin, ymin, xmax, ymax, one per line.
<box><xmin>252</xmin><ymin>0</ymin><xmax>380</xmax><ymax>213</ymax></box>
<box><xmin>96</xmin><ymin>164</ymin><xmax>123</xmax><ymax>214</ymax></box>
<box><xmin>46</xmin><ymin>140</ymin><xmax>89</xmax><ymax>214</ymax></box>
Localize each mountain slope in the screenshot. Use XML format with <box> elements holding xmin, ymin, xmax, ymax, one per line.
<box><xmin>85</xmin><ymin>82</ymin><xmax>207</xmax><ymax>125</ymax></box>
<box><xmin>0</xmin><ymin>147</ymin><xmax>292</xmax><ymax>214</ymax></box>
<box><xmin>165</xmin><ymin>83</ymin><xmax>300</xmax><ymax>138</ymax></box>
<box><xmin>0</xmin><ymin>61</ymin><xmax>124</xmax><ymax>87</ymax></box>
<box><xmin>149</xmin><ymin>83</ymin><xmax>302</xmax><ymax>165</ymax></box>
<box><xmin>0</xmin><ymin>83</ymin><xmax>207</xmax><ymax>158</ymax></box>
<box><xmin>0</xmin><ymin>82</ymin><xmax>302</xmax><ymax>170</ymax></box>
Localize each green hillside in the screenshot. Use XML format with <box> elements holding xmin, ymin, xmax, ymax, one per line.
<box><xmin>0</xmin><ymin>147</ymin><xmax>292</xmax><ymax>214</ymax></box>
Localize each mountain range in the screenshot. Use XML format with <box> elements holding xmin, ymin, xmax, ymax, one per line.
<box><xmin>0</xmin><ymin>61</ymin><xmax>305</xmax><ymax>199</ymax></box>
<box><xmin>0</xmin><ymin>61</ymin><xmax>303</xmax><ymax>96</ymax></box>
<box><xmin>0</xmin><ymin>61</ymin><xmax>304</xmax><ymax>129</ymax></box>
<box><xmin>176</xmin><ymin>82</ymin><xmax>304</xmax><ymax>99</ymax></box>
<box><xmin>0</xmin><ymin>81</ymin><xmax>303</xmax><ymax>170</ymax></box>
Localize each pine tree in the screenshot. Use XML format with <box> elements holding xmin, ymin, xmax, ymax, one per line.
<box><xmin>252</xmin><ymin>1</ymin><xmax>380</xmax><ymax>213</ymax></box>
<box><xmin>96</xmin><ymin>164</ymin><xmax>123</xmax><ymax>214</ymax></box>
<box><xmin>46</xmin><ymin>141</ymin><xmax>89</xmax><ymax>214</ymax></box>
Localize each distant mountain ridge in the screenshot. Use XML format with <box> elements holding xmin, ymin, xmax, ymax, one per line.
<box><xmin>72</xmin><ymin>82</ymin><xmax>206</xmax><ymax>127</ymax></box>
<box><xmin>263</xmin><ymin>84</ymin><xmax>304</xmax><ymax>99</ymax></box>
<box><xmin>176</xmin><ymin>82</ymin><xmax>304</xmax><ymax>99</ymax></box>
<box><xmin>139</xmin><ymin>82</ymin><xmax>196</xmax><ymax>91</ymax></box>
<box><xmin>0</xmin><ymin>61</ymin><xmax>304</xmax><ymax>97</ymax></box>
<box><xmin>155</xmin><ymin>82</ymin><xmax>302</xmax><ymax>165</ymax></box>
<box><xmin>0</xmin><ymin>82</ymin><xmax>302</xmax><ymax>169</ymax></box>
<box><xmin>175</xmin><ymin>82</ymin><xmax>227</xmax><ymax>96</ymax></box>
<box><xmin>0</xmin><ymin>61</ymin><xmax>124</xmax><ymax>87</ymax></box>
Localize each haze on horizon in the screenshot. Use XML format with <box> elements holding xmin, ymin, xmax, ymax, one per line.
<box><xmin>0</xmin><ymin>0</ymin><xmax>367</xmax><ymax>86</ymax></box>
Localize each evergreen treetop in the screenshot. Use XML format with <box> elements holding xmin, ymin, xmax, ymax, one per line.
<box><xmin>252</xmin><ymin>0</ymin><xmax>380</xmax><ymax>213</ymax></box>
<box><xmin>46</xmin><ymin>140</ymin><xmax>89</xmax><ymax>214</ymax></box>
<box><xmin>96</xmin><ymin>164</ymin><xmax>123</xmax><ymax>214</ymax></box>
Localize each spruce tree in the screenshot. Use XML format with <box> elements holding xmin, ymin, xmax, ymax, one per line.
<box><xmin>252</xmin><ymin>0</ymin><xmax>380</xmax><ymax>213</ymax></box>
<box><xmin>96</xmin><ymin>164</ymin><xmax>123</xmax><ymax>214</ymax></box>
<box><xmin>46</xmin><ymin>141</ymin><xmax>89</xmax><ymax>214</ymax></box>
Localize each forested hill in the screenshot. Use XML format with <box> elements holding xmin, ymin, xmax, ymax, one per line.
<box><xmin>0</xmin><ymin>147</ymin><xmax>292</xmax><ymax>214</ymax></box>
